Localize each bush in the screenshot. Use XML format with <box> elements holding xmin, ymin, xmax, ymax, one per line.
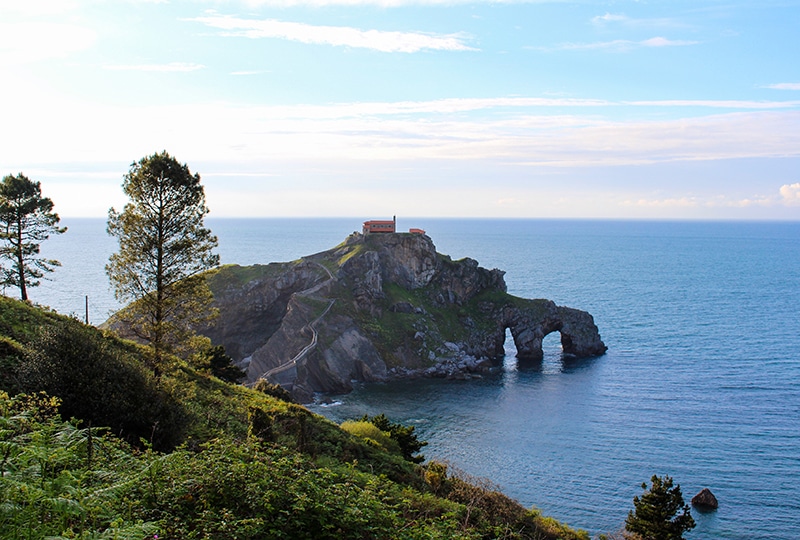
<box><xmin>625</xmin><ymin>475</ymin><xmax>695</xmax><ymax>540</ymax></box>
<box><xmin>130</xmin><ymin>438</ymin><xmax>401</xmax><ymax>539</ymax></box>
<box><xmin>192</xmin><ymin>342</ymin><xmax>246</xmax><ymax>383</ymax></box>
<box><xmin>253</xmin><ymin>378</ymin><xmax>296</xmax><ymax>403</ymax></box>
<box><xmin>18</xmin><ymin>322</ymin><xmax>187</xmax><ymax>450</ymax></box>
<box><xmin>361</xmin><ymin>413</ymin><xmax>428</xmax><ymax>463</ymax></box>
<box><xmin>341</xmin><ymin>420</ymin><xmax>402</xmax><ymax>455</ymax></box>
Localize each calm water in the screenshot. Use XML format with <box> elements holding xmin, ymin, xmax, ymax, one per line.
<box><xmin>31</xmin><ymin>218</ymin><xmax>800</xmax><ymax>539</ymax></box>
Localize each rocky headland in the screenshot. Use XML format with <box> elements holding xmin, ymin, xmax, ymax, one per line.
<box><xmin>201</xmin><ymin>232</ymin><xmax>606</xmax><ymax>403</ymax></box>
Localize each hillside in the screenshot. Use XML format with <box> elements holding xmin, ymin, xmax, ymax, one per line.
<box><xmin>0</xmin><ymin>296</ymin><xmax>590</xmax><ymax>539</ymax></box>
<box><xmin>202</xmin><ymin>231</ymin><xmax>606</xmax><ymax>402</ymax></box>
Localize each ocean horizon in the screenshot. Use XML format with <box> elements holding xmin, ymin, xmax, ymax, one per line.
<box><xmin>29</xmin><ymin>217</ymin><xmax>800</xmax><ymax>539</ymax></box>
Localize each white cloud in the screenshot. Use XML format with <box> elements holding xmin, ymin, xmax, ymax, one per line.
<box><xmin>260</xmin><ymin>97</ymin><xmax>612</xmax><ymax>119</ymax></box>
<box><xmin>188</xmin><ymin>14</ymin><xmax>476</xmax><ymax>53</ymax></box>
<box><xmin>230</xmin><ymin>70</ymin><xmax>270</xmax><ymax>76</ymax></box>
<box><xmin>592</xmin><ymin>13</ymin><xmax>629</xmax><ymax>24</ymax></box>
<box><xmin>239</xmin><ymin>0</ymin><xmax>547</xmax><ymax>5</ymax></box>
<box><xmin>780</xmin><ymin>183</ymin><xmax>800</xmax><ymax>205</ymax></box>
<box><xmin>541</xmin><ymin>36</ymin><xmax>698</xmax><ymax>52</ymax></box>
<box><xmin>621</xmin><ymin>197</ymin><xmax>699</xmax><ymax>208</ymax></box>
<box><xmin>621</xmin><ymin>194</ymin><xmax>781</xmax><ymax>210</ymax></box>
<box><xmin>640</xmin><ymin>37</ymin><xmax>697</xmax><ymax>48</ymax></box>
<box><xmin>590</xmin><ymin>12</ymin><xmax>685</xmax><ymax>29</ymax></box>
<box><xmin>103</xmin><ymin>62</ymin><xmax>206</xmax><ymax>72</ymax></box>
<box><xmin>0</xmin><ymin>1</ymin><xmax>81</xmax><ymax>17</ymax></box>
<box><xmin>0</xmin><ymin>22</ymin><xmax>96</xmax><ymax>65</ymax></box>
<box><xmin>628</xmin><ymin>99</ymin><xmax>800</xmax><ymax>110</ymax></box>
<box><xmin>765</xmin><ymin>83</ymin><xmax>800</xmax><ymax>91</ymax></box>
<box><xmin>3</xmin><ymin>93</ymin><xmax>799</xmax><ymax>172</ymax></box>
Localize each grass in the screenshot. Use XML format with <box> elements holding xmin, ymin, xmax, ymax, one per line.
<box><xmin>205</xmin><ymin>262</ymin><xmax>294</xmax><ymax>290</ymax></box>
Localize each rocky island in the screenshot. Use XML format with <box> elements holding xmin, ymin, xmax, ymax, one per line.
<box><xmin>202</xmin><ymin>231</ymin><xmax>606</xmax><ymax>402</ymax></box>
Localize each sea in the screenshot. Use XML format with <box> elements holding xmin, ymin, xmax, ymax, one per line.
<box><xmin>28</xmin><ymin>218</ymin><xmax>800</xmax><ymax>539</ymax></box>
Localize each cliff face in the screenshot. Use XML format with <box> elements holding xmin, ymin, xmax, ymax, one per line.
<box><xmin>203</xmin><ymin>233</ymin><xmax>606</xmax><ymax>402</ymax></box>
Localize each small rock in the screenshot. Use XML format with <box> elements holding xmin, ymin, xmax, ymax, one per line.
<box><xmin>691</xmin><ymin>488</ymin><xmax>719</xmax><ymax>510</ymax></box>
<box><xmin>389</xmin><ymin>301</ymin><xmax>415</xmax><ymax>313</ymax></box>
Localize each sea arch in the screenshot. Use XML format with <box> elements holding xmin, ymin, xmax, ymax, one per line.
<box><xmin>500</xmin><ymin>302</ymin><xmax>607</xmax><ymax>361</ymax></box>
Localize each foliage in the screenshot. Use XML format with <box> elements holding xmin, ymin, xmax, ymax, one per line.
<box><xmin>106</xmin><ymin>151</ymin><xmax>219</xmax><ymax>363</ymax></box>
<box><xmin>625</xmin><ymin>475</ymin><xmax>696</xmax><ymax>540</ymax></box>
<box><xmin>0</xmin><ymin>297</ymin><xmax>590</xmax><ymax>540</ymax></box>
<box><xmin>340</xmin><ymin>420</ymin><xmax>402</xmax><ymax>455</ymax></box>
<box><xmin>17</xmin><ymin>321</ymin><xmax>187</xmax><ymax>450</ymax></box>
<box><xmin>0</xmin><ymin>391</ymin><xmax>159</xmax><ymax>539</ymax></box>
<box><xmin>421</xmin><ymin>461</ymin><xmax>590</xmax><ymax>540</ymax></box>
<box><xmin>0</xmin><ymin>173</ymin><xmax>66</xmax><ymax>301</ymax></box>
<box><xmin>253</xmin><ymin>378</ymin><xmax>296</xmax><ymax>403</ymax></box>
<box><xmin>360</xmin><ymin>413</ymin><xmax>428</xmax><ymax>463</ymax></box>
<box><xmin>192</xmin><ymin>342</ymin><xmax>246</xmax><ymax>383</ymax></box>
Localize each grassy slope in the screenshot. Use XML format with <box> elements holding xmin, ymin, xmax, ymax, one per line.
<box><xmin>0</xmin><ymin>296</ymin><xmax>589</xmax><ymax>539</ymax></box>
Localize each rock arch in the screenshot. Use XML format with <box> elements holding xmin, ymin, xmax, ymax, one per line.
<box><xmin>502</xmin><ymin>302</ymin><xmax>607</xmax><ymax>361</ymax></box>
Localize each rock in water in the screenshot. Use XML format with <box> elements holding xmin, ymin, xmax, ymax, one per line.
<box><xmin>198</xmin><ymin>231</ymin><xmax>607</xmax><ymax>402</ymax></box>
<box><xmin>691</xmin><ymin>488</ymin><xmax>719</xmax><ymax>510</ymax></box>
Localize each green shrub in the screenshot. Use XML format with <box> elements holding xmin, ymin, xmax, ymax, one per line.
<box><xmin>341</xmin><ymin>419</ymin><xmax>402</xmax><ymax>455</ymax></box>
<box><xmin>130</xmin><ymin>438</ymin><xmax>402</xmax><ymax>540</ymax></box>
<box><xmin>192</xmin><ymin>343</ymin><xmax>246</xmax><ymax>383</ymax></box>
<box><xmin>18</xmin><ymin>322</ymin><xmax>187</xmax><ymax>450</ymax></box>
<box><xmin>362</xmin><ymin>413</ymin><xmax>428</xmax><ymax>463</ymax></box>
<box><xmin>253</xmin><ymin>378</ymin><xmax>296</xmax><ymax>402</ymax></box>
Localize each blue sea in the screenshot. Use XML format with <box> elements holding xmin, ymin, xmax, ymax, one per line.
<box><xmin>31</xmin><ymin>218</ymin><xmax>800</xmax><ymax>539</ymax></box>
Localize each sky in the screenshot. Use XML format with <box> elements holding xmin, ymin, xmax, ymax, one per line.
<box><xmin>1</xmin><ymin>0</ymin><xmax>799</xmax><ymax>220</ymax></box>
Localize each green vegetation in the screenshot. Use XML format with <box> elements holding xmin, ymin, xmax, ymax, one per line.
<box><xmin>341</xmin><ymin>414</ymin><xmax>427</xmax><ymax>464</ymax></box>
<box><xmin>0</xmin><ymin>296</ymin><xmax>590</xmax><ymax>540</ymax></box>
<box><xmin>340</xmin><ymin>420</ymin><xmax>402</xmax><ymax>455</ymax></box>
<box><xmin>625</xmin><ymin>475</ymin><xmax>696</xmax><ymax>540</ymax></box>
<box><xmin>0</xmin><ymin>173</ymin><xmax>67</xmax><ymax>301</ymax></box>
<box><xmin>106</xmin><ymin>151</ymin><xmax>220</xmax><ymax>364</ymax></box>
<box><xmin>205</xmin><ymin>262</ymin><xmax>293</xmax><ymax>290</ymax></box>
<box><xmin>359</xmin><ymin>413</ymin><xmax>428</xmax><ymax>463</ymax></box>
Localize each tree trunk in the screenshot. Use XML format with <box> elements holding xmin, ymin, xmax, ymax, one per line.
<box><xmin>16</xmin><ymin>215</ymin><xmax>27</xmax><ymax>301</ymax></box>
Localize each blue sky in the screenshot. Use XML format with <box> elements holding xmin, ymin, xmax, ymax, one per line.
<box><xmin>1</xmin><ymin>0</ymin><xmax>799</xmax><ymax>219</ymax></box>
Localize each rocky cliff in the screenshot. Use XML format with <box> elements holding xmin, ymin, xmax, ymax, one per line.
<box><xmin>202</xmin><ymin>232</ymin><xmax>606</xmax><ymax>402</ymax></box>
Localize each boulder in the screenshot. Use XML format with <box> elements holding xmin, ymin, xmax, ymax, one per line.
<box><xmin>691</xmin><ymin>488</ymin><xmax>719</xmax><ymax>510</ymax></box>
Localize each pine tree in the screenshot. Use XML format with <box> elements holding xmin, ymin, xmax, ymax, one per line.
<box><xmin>625</xmin><ymin>475</ymin><xmax>695</xmax><ymax>540</ymax></box>
<box><xmin>0</xmin><ymin>173</ymin><xmax>67</xmax><ymax>301</ymax></box>
<box><xmin>106</xmin><ymin>151</ymin><xmax>219</xmax><ymax>363</ymax></box>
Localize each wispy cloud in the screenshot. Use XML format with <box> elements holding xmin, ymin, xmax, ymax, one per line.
<box><xmin>542</xmin><ymin>36</ymin><xmax>699</xmax><ymax>52</ymax></box>
<box><xmin>621</xmin><ymin>194</ymin><xmax>779</xmax><ymax>210</ymax></box>
<box><xmin>238</xmin><ymin>0</ymin><xmax>549</xmax><ymax>6</ymax></box>
<box><xmin>592</xmin><ymin>13</ymin><xmax>629</xmax><ymax>24</ymax></box>
<box><xmin>4</xmin><ymin>92</ymin><xmax>799</xmax><ymax>170</ymax></box>
<box><xmin>764</xmin><ymin>83</ymin><xmax>800</xmax><ymax>91</ymax></box>
<box><xmin>231</xmin><ymin>70</ymin><xmax>270</xmax><ymax>76</ymax></box>
<box><xmin>0</xmin><ymin>22</ymin><xmax>95</xmax><ymax>65</ymax></box>
<box><xmin>591</xmin><ymin>12</ymin><xmax>687</xmax><ymax>29</ymax></box>
<box><xmin>103</xmin><ymin>62</ymin><xmax>206</xmax><ymax>72</ymax></box>
<box><xmin>188</xmin><ymin>14</ymin><xmax>476</xmax><ymax>53</ymax></box>
<box><xmin>627</xmin><ymin>99</ymin><xmax>800</xmax><ymax>110</ymax></box>
<box><xmin>0</xmin><ymin>1</ymin><xmax>81</xmax><ymax>17</ymax></box>
<box><xmin>621</xmin><ymin>197</ymin><xmax>699</xmax><ymax>208</ymax></box>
